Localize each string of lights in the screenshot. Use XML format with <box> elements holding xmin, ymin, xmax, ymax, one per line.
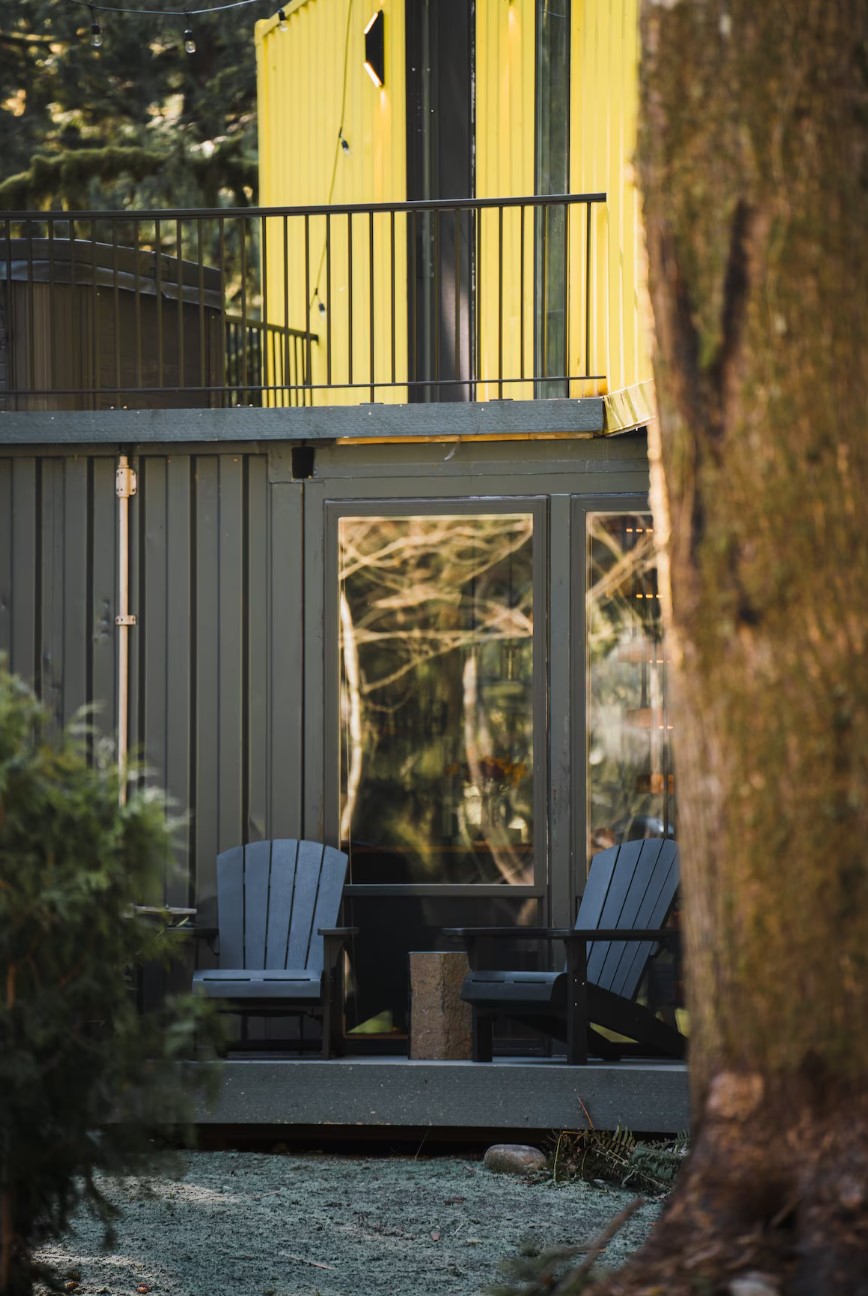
<box><xmin>63</xmin><ymin>0</ymin><xmax>288</xmax><ymax>52</ymax></box>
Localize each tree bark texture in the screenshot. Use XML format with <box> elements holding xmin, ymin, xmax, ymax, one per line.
<box><xmin>597</xmin><ymin>2</ymin><xmax>868</xmax><ymax>1292</ymax></box>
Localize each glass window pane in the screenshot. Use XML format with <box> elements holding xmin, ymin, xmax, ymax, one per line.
<box><xmin>339</xmin><ymin>513</ymin><xmax>535</xmax><ymax>884</ymax></box>
<box><xmin>586</xmin><ymin>513</ymin><xmax>676</xmax><ymax>863</ymax></box>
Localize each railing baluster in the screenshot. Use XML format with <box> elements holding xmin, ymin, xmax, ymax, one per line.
<box><xmin>282</xmin><ymin>214</ymin><xmax>290</xmax><ymax>406</ymax></box>
<box><xmin>260</xmin><ymin>212</ymin><xmax>268</xmax><ymax>408</ymax></box>
<box><xmin>368</xmin><ymin>208</ymin><xmax>375</xmax><ymax>401</ymax></box>
<box><xmin>2</xmin><ymin>219</ymin><xmax>13</xmax><ymax>409</ymax></box>
<box><xmin>497</xmin><ymin>205</ymin><xmax>503</xmax><ymax>399</ymax></box>
<box><xmin>433</xmin><ymin>205</ymin><xmax>441</xmax><ymax>395</ymax></box>
<box><xmin>325</xmin><ymin>210</ymin><xmax>332</xmax><ymax>392</ymax></box>
<box><xmin>347</xmin><ymin>212</ymin><xmax>354</xmax><ymax>389</ymax></box>
<box><xmin>155</xmin><ymin>217</ymin><xmax>164</xmax><ymax>393</ymax></box>
<box><xmin>133</xmin><ymin>219</ymin><xmax>142</xmax><ymax>398</ymax></box>
<box><xmin>112</xmin><ymin>222</ymin><xmax>121</xmax><ymax>401</ymax></box>
<box><xmin>304</xmin><ymin>212</ymin><xmax>312</xmax><ymax>404</ymax></box>
<box><xmin>218</xmin><ymin>217</ymin><xmax>227</xmax><ymax>407</ymax></box>
<box><xmin>474</xmin><ymin>206</ymin><xmax>482</xmax><ymax>401</ymax></box>
<box><xmin>197</xmin><ymin>218</ymin><xmax>206</xmax><ymax>396</ymax></box>
<box><xmin>410</xmin><ymin>207</ymin><xmax>417</xmax><ymax>392</ymax></box>
<box><xmin>240</xmin><ymin>215</ymin><xmax>249</xmax><ymax>398</ymax></box>
<box><xmin>585</xmin><ymin>199</ymin><xmax>592</xmax><ymax>380</ymax></box>
<box><xmin>89</xmin><ymin>220</ymin><xmax>99</xmax><ymax>410</ymax></box>
<box><xmin>563</xmin><ymin>198</ymin><xmax>570</xmax><ymax>393</ymax></box>
<box><xmin>45</xmin><ymin>220</ymin><xmax>55</xmax><ymax>407</ymax></box>
<box><xmin>390</xmin><ymin>209</ymin><xmax>396</xmax><ymax>388</ymax></box>
<box><xmin>453</xmin><ymin>206</ymin><xmax>461</xmax><ymax>395</ymax></box>
<box><xmin>520</xmin><ymin>204</ymin><xmax>526</xmax><ymax>384</ymax></box>
<box><xmin>24</xmin><ymin>220</ymin><xmax>36</xmax><ymax>406</ymax></box>
<box><xmin>175</xmin><ymin>217</ymin><xmax>184</xmax><ymax>396</ymax></box>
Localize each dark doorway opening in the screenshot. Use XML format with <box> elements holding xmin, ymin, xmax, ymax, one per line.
<box><xmin>405</xmin><ymin>0</ymin><xmax>474</xmax><ymax>401</ymax></box>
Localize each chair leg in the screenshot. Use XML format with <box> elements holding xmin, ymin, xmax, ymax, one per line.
<box><xmin>321</xmin><ymin>994</ymin><xmax>333</xmax><ymax>1059</ymax></box>
<box><xmin>321</xmin><ymin>968</ymin><xmax>346</xmax><ymax>1059</ymax></box>
<box><xmin>566</xmin><ymin>1008</ymin><xmax>588</xmax><ymax>1065</ymax></box>
<box><xmin>472</xmin><ymin>1010</ymin><xmax>494</xmax><ymax>1062</ymax></box>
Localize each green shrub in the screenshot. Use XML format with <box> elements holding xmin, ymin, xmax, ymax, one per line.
<box><xmin>0</xmin><ymin>664</ymin><xmax>216</xmax><ymax>1294</ymax></box>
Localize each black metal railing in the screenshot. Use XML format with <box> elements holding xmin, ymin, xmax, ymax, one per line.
<box><xmin>0</xmin><ymin>195</ymin><xmax>605</xmax><ymax>411</ymax></box>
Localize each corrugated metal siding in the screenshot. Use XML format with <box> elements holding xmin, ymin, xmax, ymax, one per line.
<box><xmin>475</xmin><ymin>0</ymin><xmax>536</xmax><ymax>201</ymax></box>
<box><xmin>571</xmin><ymin>0</ymin><xmax>651</xmax><ymax>401</ymax></box>
<box><xmin>0</xmin><ymin>449</ymin><xmax>304</xmax><ymax>913</ymax></box>
<box><xmin>255</xmin><ymin>0</ymin><xmax>408</xmax><ymax>404</ymax></box>
<box><xmin>0</xmin><ymin>456</ymin><xmax>117</xmax><ymax>727</ymax></box>
<box><xmin>475</xmin><ymin>0</ymin><xmax>536</xmax><ymax>399</ymax></box>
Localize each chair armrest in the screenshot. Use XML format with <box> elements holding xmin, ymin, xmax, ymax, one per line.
<box><xmin>445</xmin><ymin>924</ymin><xmax>678</xmax><ymax>973</ymax></box>
<box><xmin>443</xmin><ymin>926</ymin><xmax>574</xmax><ymax>941</ymax></box>
<box><xmin>568</xmin><ymin>928</ymin><xmax>678</xmax><ymax>942</ymax></box>
<box><xmin>444</xmin><ymin>926</ymin><xmax>676</xmax><ymax>942</ymax></box>
<box><xmin>187</xmin><ymin>925</ymin><xmax>219</xmax><ymax>941</ymax></box>
<box><xmin>320</xmin><ymin>927</ymin><xmax>358</xmax><ymax>973</ymax></box>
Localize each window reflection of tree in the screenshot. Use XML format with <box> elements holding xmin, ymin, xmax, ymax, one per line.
<box><xmin>587</xmin><ymin>516</ymin><xmax>675</xmax><ymax>858</ymax></box>
<box><xmin>339</xmin><ymin>515</ymin><xmax>535</xmax><ymax>885</ymax></box>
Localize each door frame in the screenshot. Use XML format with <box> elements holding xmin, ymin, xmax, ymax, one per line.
<box><xmin>299</xmin><ymin>438</ymin><xmax>652</xmax><ymax>928</ymax></box>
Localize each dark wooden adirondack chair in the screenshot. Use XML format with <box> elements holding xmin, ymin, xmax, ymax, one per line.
<box><xmin>192</xmin><ymin>839</ymin><xmax>356</xmax><ymax>1058</ymax></box>
<box><xmin>447</xmin><ymin>838</ymin><xmax>683</xmax><ymax>1064</ymax></box>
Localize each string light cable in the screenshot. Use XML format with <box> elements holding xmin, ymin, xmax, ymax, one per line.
<box><xmin>66</xmin><ymin>0</ymin><xmax>357</xmax><ymax>321</ymax></box>
<box><xmin>65</xmin><ymin>0</ymin><xmax>288</xmax><ymax>53</ymax></box>
<box><xmin>67</xmin><ymin>0</ymin><xmax>281</xmax><ymax>18</ymax></box>
<box><xmin>309</xmin><ymin>0</ymin><xmax>355</xmax><ymax>314</ymax></box>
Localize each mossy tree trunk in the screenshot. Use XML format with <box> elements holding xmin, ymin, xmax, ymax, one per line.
<box><xmin>598</xmin><ymin>3</ymin><xmax>868</xmax><ymax>1292</ymax></box>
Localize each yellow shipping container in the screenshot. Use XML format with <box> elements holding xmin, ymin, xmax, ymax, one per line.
<box><xmin>255</xmin><ymin>0</ymin><xmax>653</xmax><ymax>428</ymax></box>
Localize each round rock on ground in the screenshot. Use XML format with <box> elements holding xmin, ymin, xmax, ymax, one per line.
<box><xmin>483</xmin><ymin>1144</ymin><xmax>547</xmax><ymax>1175</ymax></box>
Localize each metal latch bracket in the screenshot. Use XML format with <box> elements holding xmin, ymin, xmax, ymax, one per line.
<box><xmin>116</xmin><ymin>465</ymin><xmax>138</xmax><ymax>498</ymax></box>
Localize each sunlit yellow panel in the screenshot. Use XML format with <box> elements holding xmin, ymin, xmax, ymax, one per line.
<box><xmin>475</xmin><ymin>0</ymin><xmax>535</xmax><ymax>400</ymax></box>
<box><xmin>570</xmin><ymin>0</ymin><xmax>652</xmax><ymax>423</ymax></box>
<box><xmin>255</xmin><ymin>0</ymin><xmax>408</xmax><ymax>406</ymax></box>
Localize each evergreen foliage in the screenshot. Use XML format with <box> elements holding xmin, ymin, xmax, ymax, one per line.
<box><xmin>0</xmin><ymin>0</ymin><xmax>265</xmax><ymax>210</ymax></box>
<box><xmin>0</xmin><ymin>663</ymin><xmax>217</xmax><ymax>1295</ymax></box>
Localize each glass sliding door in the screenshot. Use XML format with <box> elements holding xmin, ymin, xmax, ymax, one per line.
<box><xmin>338</xmin><ymin>510</ymin><xmax>537</xmax><ymax>886</ymax></box>
<box><xmin>585</xmin><ymin>511</ymin><xmax>676</xmax><ymax>861</ymax></box>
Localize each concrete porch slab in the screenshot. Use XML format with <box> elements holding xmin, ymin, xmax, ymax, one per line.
<box><xmin>189</xmin><ymin>1057</ymin><xmax>690</xmax><ymax>1135</ymax></box>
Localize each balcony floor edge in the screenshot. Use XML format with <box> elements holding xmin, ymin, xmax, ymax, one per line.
<box><xmin>0</xmin><ymin>398</ymin><xmax>607</xmax><ymax>445</ymax></box>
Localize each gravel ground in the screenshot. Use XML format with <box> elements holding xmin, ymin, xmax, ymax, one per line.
<box><xmin>36</xmin><ymin>1150</ymin><xmax>660</xmax><ymax>1296</ymax></box>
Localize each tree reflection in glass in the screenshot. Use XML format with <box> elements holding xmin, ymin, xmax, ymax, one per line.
<box><xmin>339</xmin><ymin>514</ymin><xmax>534</xmax><ymax>885</ymax></box>
<box><xmin>586</xmin><ymin>513</ymin><xmax>676</xmax><ymax>862</ymax></box>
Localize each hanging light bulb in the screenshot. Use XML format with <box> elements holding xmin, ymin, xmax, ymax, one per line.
<box><xmin>183</xmin><ymin>22</ymin><xmax>196</xmax><ymax>54</ymax></box>
<box><xmin>278</xmin><ymin>8</ymin><xmax>288</xmax><ymax>31</ymax></box>
<box><xmin>89</xmin><ymin>6</ymin><xmax>103</xmax><ymax>47</ymax></box>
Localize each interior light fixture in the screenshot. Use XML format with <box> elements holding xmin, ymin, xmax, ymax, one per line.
<box><xmin>277</xmin><ymin>7</ymin><xmax>288</xmax><ymax>31</ymax></box>
<box><xmin>363</xmin><ymin>10</ymin><xmax>384</xmax><ymax>87</ymax></box>
<box><xmin>89</xmin><ymin>6</ymin><xmax>103</xmax><ymax>46</ymax></box>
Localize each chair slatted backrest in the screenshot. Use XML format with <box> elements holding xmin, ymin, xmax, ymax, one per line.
<box><xmin>578</xmin><ymin>839</ymin><xmax>679</xmax><ymax>1000</ymax></box>
<box><xmin>216</xmin><ymin>840</ymin><xmax>349</xmax><ymax>975</ymax></box>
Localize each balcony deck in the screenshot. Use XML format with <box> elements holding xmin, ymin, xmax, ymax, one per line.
<box><xmin>190</xmin><ymin>1055</ymin><xmax>689</xmax><ymax>1137</ymax></box>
